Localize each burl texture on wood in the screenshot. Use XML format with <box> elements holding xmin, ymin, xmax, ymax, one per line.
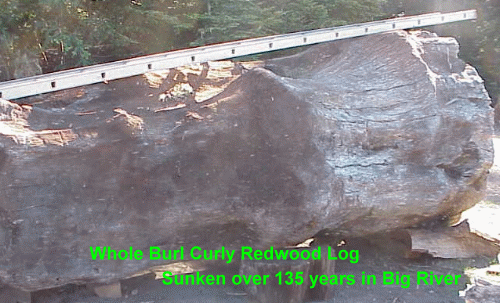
<box><xmin>0</xmin><ymin>30</ymin><xmax>493</xmax><ymax>290</ymax></box>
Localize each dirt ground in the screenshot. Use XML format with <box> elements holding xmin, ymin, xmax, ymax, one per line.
<box><xmin>9</xmin><ymin>234</ymin><xmax>493</xmax><ymax>303</ymax></box>
<box><xmin>30</xmin><ymin>256</ymin><xmax>492</xmax><ymax>303</ymax></box>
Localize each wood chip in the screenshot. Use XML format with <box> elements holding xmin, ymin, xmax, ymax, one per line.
<box><xmin>76</xmin><ymin>90</ymin><xmax>85</xmax><ymax>98</ymax></box>
<box><xmin>75</xmin><ymin>111</ymin><xmax>97</xmax><ymax>116</ymax></box>
<box><xmin>186</xmin><ymin>111</ymin><xmax>204</xmax><ymax>120</ymax></box>
<box><xmin>154</xmin><ymin>103</ymin><xmax>187</xmax><ymax>113</ymax></box>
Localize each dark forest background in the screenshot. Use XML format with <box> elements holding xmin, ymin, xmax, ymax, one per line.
<box><xmin>1</xmin><ymin>0</ymin><xmax>499</xmax><ymax>103</ymax></box>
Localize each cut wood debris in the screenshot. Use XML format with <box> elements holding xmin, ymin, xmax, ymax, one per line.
<box><xmin>0</xmin><ymin>98</ymin><xmax>78</xmax><ymax>146</ymax></box>
<box><xmin>154</xmin><ymin>103</ymin><xmax>187</xmax><ymax>113</ymax></box>
<box><xmin>186</xmin><ymin>111</ymin><xmax>204</xmax><ymax>120</ymax></box>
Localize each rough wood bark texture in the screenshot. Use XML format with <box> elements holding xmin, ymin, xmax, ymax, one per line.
<box><xmin>0</xmin><ymin>30</ymin><xmax>494</xmax><ymax>290</ymax></box>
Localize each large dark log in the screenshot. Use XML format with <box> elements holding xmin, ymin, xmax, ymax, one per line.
<box><xmin>0</xmin><ymin>30</ymin><xmax>493</xmax><ymax>290</ymax></box>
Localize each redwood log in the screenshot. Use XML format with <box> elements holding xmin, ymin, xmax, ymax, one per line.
<box><xmin>0</xmin><ymin>30</ymin><xmax>493</xmax><ymax>290</ymax></box>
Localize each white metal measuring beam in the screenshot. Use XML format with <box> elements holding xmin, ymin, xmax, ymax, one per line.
<box><xmin>0</xmin><ymin>9</ymin><xmax>476</xmax><ymax>100</ymax></box>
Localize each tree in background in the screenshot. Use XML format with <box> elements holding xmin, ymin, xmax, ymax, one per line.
<box><xmin>0</xmin><ymin>0</ymin><xmax>202</xmax><ymax>79</ymax></box>
<box><xmin>1</xmin><ymin>0</ymin><xmax>498</xmax><ymax>107</ymax></box>
<box><xmin>319</xmin><ymin>0</ymin><xmax>387</xmax><ymax>23</ymax></box>
<box><xmin>0</xmin><ymin>0</ymin><xmax>390</xmax><ymax>77</ymax></box>
<box><xmin>192</xmin><ymin>0</ymin><xmax>388</xmax><ymax>45</ymax></box>
<box><xmin>191</xmin><ymin>0</ymin><xmax>276</xmax><ymax>45</ymax></box>
<box><xmin>267</xmin><ymin>0</ymin><xmax>330</xmax><ymax>33</ymax></box>
<box><xmin>474</xmin><ymin>0</ymin><xmax>500</xmax><ymax>104</ymax></box>
<box><xmin>0</xmin><ymin>0</ymin><xmax>43</xmax><ymax>79</ymax></box>
<box><xmin>0</xmin><ymin>0</ymin><xmax>389</xmax><ymax>79</ymax></box>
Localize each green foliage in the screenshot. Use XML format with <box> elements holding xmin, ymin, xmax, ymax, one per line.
<box><xmin>192</xmin><ymin>0</ymin><xmax>388</xmax><ymax>45</ymax></box>
<box><xmin>475</xmin><ymin>0</ymin><xmax>500</xmax><ymax>102</ymax></box>
<box><xmin>320</xmin><ymin>0</ymin><xmax>387</xmax><ymax>23</ymax></box>
<box><xmin>192</xmin><ymin>0</ymin><xmax>274</xmax><ymax>45</ymax></box>
<box><xmin>0</xmin><ymin>0</ymin><xmax>389</xmax><ymax>76</ymax></box>
<box><xmin>0</xmin><ymin>0</ymin><xmax>201</xmax><ymax>77</ymax></box>
<box><xmin>278</xmin><ymin>0</ymin><xmax>330</xmax><ymax>32</ymax></box>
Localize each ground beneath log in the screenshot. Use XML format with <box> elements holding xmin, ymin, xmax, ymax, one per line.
<box><xmin>2</xmin><ymin>242</ymin><xmax>492</xmax><ymax>302</ymax></box>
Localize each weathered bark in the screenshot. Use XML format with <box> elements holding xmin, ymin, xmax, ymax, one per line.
<box><xmin>0</xmin><ymin>30</ymin><xmax>493</xmax><ymax>290</ymax></box>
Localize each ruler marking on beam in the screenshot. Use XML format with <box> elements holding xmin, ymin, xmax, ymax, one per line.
<box><xmin>0</xmin><ymin>10</ymin><xmax>476</xmax><ymax>100</ymax></box>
